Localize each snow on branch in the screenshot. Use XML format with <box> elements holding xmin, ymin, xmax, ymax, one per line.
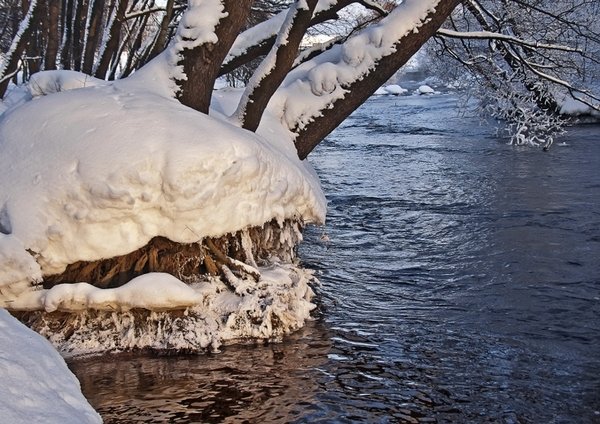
<box><xmin>224</xmin><ymin>9</ymin><xmax>289</xmax><ymax>67</ymax></box>
<box><xmin>356</xmin><ymin>0</ymin><xmax>389</xmax><ymax>17</ymax></box>
<box><xmin>273</xmin><ymin>0</ymin><xmax>442</xmax><ymax>134</ymax></box>
<box><xmin>125</xmin><ymin>4</ymin><xmax>185</xmax><ymax>20</ymax></box>
<box><xmin>233</xmin><ymin>0</ymin><xmax>318</xmax><ymax>131</ymax></box>
<box><xmin>222</xmin><ymin>0</ymin><xmax>359</xmax><ymax>74</ymax></box>
<box><xmin>168</xmin><ymin>0</ymin><xmax>227</xmax><ymax>84</ymax></box>
<box><xmin>518</xmin><ymin>57</ymin><xmax>600</xmax><ymax>112</ymax></box>
<box><xmin>436</xmin><ymin>29</ymin><xmax>582</xmax><ymax>54</ymax></box>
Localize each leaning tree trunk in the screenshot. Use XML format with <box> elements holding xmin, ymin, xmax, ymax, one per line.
<box><xmin>293</xmin><ymin>0</ymin><xmax>461</xmax><ymax>159</ymax></box>
<box><xmin>236</xmin><ymin>0</ymin><xmax>318</xmax><ymax>132</ymax></box>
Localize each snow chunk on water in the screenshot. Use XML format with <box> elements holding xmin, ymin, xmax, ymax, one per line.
<box><xmin>0</xmin><ymin>309</ymin><xmax>101</xmax><ymax>423</ymax></box>
<box><xmin>384</xmin><ymin>84</ymin><xmax>408</xmax><ymax>95</ymax></box>
<box><xmin>415</xmin><ymin>84</ymin><xmax>436</xmax><ymax>95</ymax></box>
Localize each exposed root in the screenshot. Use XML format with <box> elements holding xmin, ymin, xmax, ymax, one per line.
<box><xmin>42</xmin><ymin>219</ymin><xmax>303</xmax><ymax>290</ymax></box>
<box><xmin>11</xmin><ymin>219</ymin><xmax>314</xmax><ymax>355</ymax></box>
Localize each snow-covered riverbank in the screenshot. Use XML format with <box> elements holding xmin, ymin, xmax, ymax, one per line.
<box><xmin>0</xmin><ymin>309</ymin><xmax>101</xmax><ymax>423</ymax></box>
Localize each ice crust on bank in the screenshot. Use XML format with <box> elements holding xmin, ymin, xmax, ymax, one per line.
<box><xmin>26</xmin><ymin>262</ymin><xmax>316</xmax><ymax>356</ymax></box>
<box><xmin>0</xmin><ymin>59</ymin><xmax>326</xmax><ymax>306</ymax></box>
<box><xmin>0</xmin><ymin>309</ymin><xmax>102</xmax><ymax>423</ymax></box>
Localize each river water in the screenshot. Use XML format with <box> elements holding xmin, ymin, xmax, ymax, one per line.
<box><xmin>69</xmin><ymin>94</ymin><xmax>600</xmax><ymax>423</ymax></box>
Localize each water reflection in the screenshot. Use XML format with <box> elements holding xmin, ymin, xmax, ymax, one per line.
<box><xmin>69</xmin><ymin>322</ymin><xmax>332</xmax><ymax>423</ymax></box>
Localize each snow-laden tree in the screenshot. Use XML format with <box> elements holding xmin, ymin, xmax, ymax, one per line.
<box><xmin>431</xmin><ymin>0</ymin><xmax>600</xmax><ymax>147</ymax></box>
<box><xmin>0</xmin><ymin>0</ymin><xmax>598</xmax><ymax>353</ymax></box>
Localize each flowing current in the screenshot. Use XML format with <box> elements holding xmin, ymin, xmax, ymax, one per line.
<box><xmin>69</xmin><ymin>94</ymin><xmax>600</xmax><ymax>423</ymax></box>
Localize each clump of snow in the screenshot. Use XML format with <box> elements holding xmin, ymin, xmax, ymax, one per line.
<box><xmin>372</xmin><ymin>85</ymin><xmax>408</xmax><ymax>96</ymax></box>
<box><xmin>0</xmin><ymin>63</ymin><xmax>325</xmax><ymax>305</ymax></box>
<box><xmin>28</xmin><ymin>70</ymin><xmax>105</xmax><ymax>97</ymax></box>
<box><xmin>168</xmin><ymin>0</ymin><xmax>227</xmax><ymax>87</ymax></box>
<box><xmin>24</xmin><ymin>262</ymin><xmax>317</xmax><ymax>356</ymax></box>
<box><xmin>8</xmin><ymin>273</ymin><xmax>204</xmax><ymax>312</ymax></box>
<box><xmin>415</xmin><ymin>84</ymin><xmax>436</xmax><ymax>95</ymax></box>
<box><xmin>384</xmin><ymin>84</ymin><xmax>408</xmax><ymax>95</ymax></box>
<box><xmin>0</xmin><ymin>309</ymin><xmax>101</xmax><ymax>423</ymax></box>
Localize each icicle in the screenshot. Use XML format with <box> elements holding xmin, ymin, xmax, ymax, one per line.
<box><xmin>240</xmin><ymin>229</ymin><xmax>258</xmax><ymax>269</ymax></box>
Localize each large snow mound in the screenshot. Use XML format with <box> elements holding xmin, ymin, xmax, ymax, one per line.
<box><xmin>0</xmin><ymin>309</ymin><xmax>101</xmax><ymax>423</ymax></box>
<box><xmin>0</xmin><ymin>65</ymin><xmax>326</xmax><ymax>303</ymax></box>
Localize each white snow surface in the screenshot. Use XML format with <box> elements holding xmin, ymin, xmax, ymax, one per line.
<box><xmin>0</xmin><ymin>309</ymin><xmax>101</xmax><ymax>423</ymax></box>
<box><xmin>0</xmin><ymin>59</ymin><xmax>326</xmax><ymax>306</ymax></box>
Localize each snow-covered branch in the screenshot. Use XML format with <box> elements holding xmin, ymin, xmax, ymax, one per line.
<box><xmin>436</xmin><ymin>29</ymin><xmax>582</xmax><ymax>54</ymax></box>
<box><xmin>273</xmin><ymin>0</ymin><xmax>461</xmax><ymax>158</ymax></box>
<box><xmin>233</xmin><ymin>0</ymin><xmax>319</xmax><ymax>132</ymax></box>
<box><xmin>125</xmin><ymin>4</ymin><xmax>185</xmax><ymax>20</ymax></box>
<box><xmin>221</xmin><ymin>0</ymin><xmax>366</xmax><ymax>76</ymax></box>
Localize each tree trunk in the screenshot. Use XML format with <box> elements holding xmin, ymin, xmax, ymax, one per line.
<box><xmin>146</xmin><ymin>0</ymin><xmax>174</xmax><ymax>62</ymax></box>
<box><xmin>44</xmin><ymin>0</ymin><xmax>60</xmax><ymax>70</ymax></box>
<box><xmin>94</xmin><ymin>0</ymin><xmax>127</xmax><ymax>79</ymax></box>
<box><xmin>0</xmin><ymin>0</ymin><xmax>42</xmax><ymax>97</ymax></box>
<box><xmin>71</xmin><ymin>0</ymin><xmax>87</xmax><ymax>71</ymax></box>
<box><xmin>175</xmin><ymin>0</ymin><xmax>254</xmax><ymax>114</ymax></box>
<box><xmin>60</xmin><ymin>0</ymin><xmax>73</xmax><ymax>69</ymax></box>
<box><xmin>293</xmin><ymin>0</ymin><xmax>461</xmax><ymax>159</ymax></box>
<box><xmin>81</xmin><ymin>0</ymin><xmax>105</xmax><ymax>75</ymax></box>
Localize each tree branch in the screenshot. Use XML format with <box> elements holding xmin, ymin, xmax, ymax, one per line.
<box><xmin>436</xmin><ymin>29</ymin><xmax>582</xmax><ymax>54</ymax></box>
<box><xmin>234</xmin><ymin>0</ymin><xmax>318</xmax><ymax>132</ymax></box>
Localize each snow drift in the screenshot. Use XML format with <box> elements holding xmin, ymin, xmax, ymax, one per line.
<box><xmin>0</xmin><ymin>309</ymin><xmax>101</xmax><ymax>423</ymax></box>
<box><xmin>0</xmin><ymin>54</ymin><xmax>326</xmax><ymax>354</ymax></box>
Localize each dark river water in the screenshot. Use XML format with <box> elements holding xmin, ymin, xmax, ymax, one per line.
<box><xmin>69</xmin><ymin>95</ymin><xmax>600</xmax><ymax>423</ymax></box>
